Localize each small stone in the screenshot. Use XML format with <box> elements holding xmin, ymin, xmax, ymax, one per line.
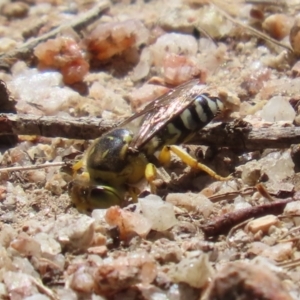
<box><xmin>0</xmin><ymin>283</ymin><xmax>7</xmax><ymax>298</ymax></box>
<box><xmin>1</xmin><ymin>2</ymin><xmax>29</xmax><ymax>19</ymax></box>
<box><xmin>261</xmin><ymin>150</ymin><xmax>295</xmax><ymax>182</ymax></box>
<box><xmin>241</xmin><ymin>160</ymin><xmax>261</xmax><ymax>186</ymax></box>
<box><xmin>4</xmin><ymin>272</ymin><xmax>39</xmax><ymax>299</ymax></box>
<box><xmin>87</xmin><ymin>246</ymin><xmax>107</xmax><ymax>256</ymax></box>
<box><xmin>246</xmin><ymin>215</ymin><xmax>279</xmax><ymax>234</ymax></box>
<box><xmin>0</xmin><ymin>38</ymin><xmax>17</xmax><ymax>53</ymax></box>
<box><xmin>166</xmin><ymin>192</ymin><xmax>213</xmax><ymax>217</ymax></box>
<box><xmin>262</xmin><ymin>14</ymin><xmax>293</xmax><ymax>40</ymax></box>
<box><xmin>151</xmin><ymin>33</ymin><xmax>198</xmax><ymax>66</ymax></box>
<box><xmin>10</xmin><ymin>233</ymin><xmax>42</xmax><ymax>258</ymax></box>
<box><xmin>105</xmin><ymin>206</ymin><xmax>152</xmax><ymax>240</ymax></box>
<box><xmin>70</xmin><ymin>266</ymin><xmax>95</xmax><ymax>294</ymax></box>
<box><xmin>46</xmin><ymin>214</ymin><xmax>95</xmax><ymax>251</ymax></box>
<box><xmin>33</xmin><ymin>232</ymin><xmax>61</xmax><ymax>257</ymax></box>
<box><xmin>169</xmin><ymin>254</ymin><xmax>213</xmax><ymax>288</ymax></box>
<box><xmin>261</xmin><ymin>242</ymin><xmax>293</xmax><ymax>262</ymax></box>
<box><xmin>205</xmin><ymin>261</ymin><xmax>293</xmax><ymax>300</ymax></box>
<box><xmin>290</xmin><ymin>14</ymin><xmax>300</xmax><ymax>56</ymax></box>
<box><xmin>139</xmin><ymin>195</ymin><xmax>178</xmax><ymax>231</ymax></box>
<box><xmin>284</xmin><ymin>201</ymin><xmax>300</xmax><ymax>225</ymax></box>
<box><xmin>93</xmin><ymin>251</ymin><xmax>157</xmax><ymax>294</ymax></box>
<box><xmin>261</xmin><ymin>96</ymin><xmax>296</xmax><ymax>122</ymax></box>
<box><xmin>291</xmin><ymin>61</ymin><xmax>300</xmax><ymax>77</ymax></box>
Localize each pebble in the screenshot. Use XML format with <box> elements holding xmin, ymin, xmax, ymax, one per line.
<box><xmin>205</xmin><ymin>261</ymin><xmax>293</xmax><ymax>300</ymax></box>
<box><xmin>105</xmin><ymin>206</ymin><xmax>152</xmax><ymax>240</ymax></box>
<box><xmin>1</xmin><ymin>2</ymin><xmax>29</xmax><ymax>18</ymax></box>
<box><xmin>246</xmin><ymin>215</ymin><xmax>279</xmax><ymax>234</ymax></box>
<box><xmin>260</xmin><ymin>242</ymin><xmax>293</xmax><ymax>262</ymax></box>
<box><xmin>290</xmin><ymin>14</ymin><xmax>300</xmax><ymax>56</ymax></box>
<box><xmin>0</xmin><ymin>37</ymin><xmax>17</xmax><ymax>53</ymax></box>
<box><xmin>139</xmin><ymin>195</ymin><xmax>178</xmax><ymax>231</ymax></box>
<box><xmin>262</xmin><ymin>14</ymin><xmax>293</xmax><ymax>40</ymax></box>
<box><xmin>45</xmin><ymin>214</ymin><xmax>95</xmax><ymax>251</ymax></box>
<box><xmin>261</xmin><ymin>96</ymin><xmax>296</xmax><ymax>122</ymax></box>
<box><xmin>169</xmin><ymin>254</ymin><xmax>213</xmax><ymax>289</ymax></box>
<box><xmin>284</xmin><ymin>201</ymin><xmax>300</xmax><ymax>226</ymax></box>
<box><xmin>166</xmin><ymin>192</ymin><xmax>213</xmax><ymax>217</ymax></box>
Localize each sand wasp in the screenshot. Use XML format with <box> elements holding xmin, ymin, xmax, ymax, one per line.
<box><xmin>69</xmin><ymin>79</ymin><xmax>231</xmax><ymax>212</ymax></box>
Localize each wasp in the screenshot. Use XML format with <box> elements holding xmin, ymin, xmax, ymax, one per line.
<box><xmin>69</xmin><ymin>79</ymin><xmax>232</xmax><ymax>212</ymax></box>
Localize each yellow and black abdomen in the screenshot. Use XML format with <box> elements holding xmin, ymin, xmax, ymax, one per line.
<box><xmin>143</xmin><ymin>94</ymin><xmax>224</xmax><ymax>155</ymax></box>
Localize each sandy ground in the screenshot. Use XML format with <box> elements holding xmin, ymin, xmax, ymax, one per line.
<box><xmin>0</xmin><ymin>0</ymin><xmax>300</xmax><ymax>299</ymax></box>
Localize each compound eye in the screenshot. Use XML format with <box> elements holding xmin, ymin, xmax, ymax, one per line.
<box><xmin>89</xmin><ymin>185</ymin><xmax>123</xmax><ymax>208</ymax></box>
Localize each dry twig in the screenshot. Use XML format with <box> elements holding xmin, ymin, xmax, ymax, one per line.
<box><xmin>212</xmin><ymin>2</ymin><xmax>293</xmax><ymax>52</ymax></box>
<box><xmin>201</xmin><ymin>198</ymin><xmax>293</xmax><ymax>237</ymax></box>
<box><xmin>0</xmin><ymin>162</ymin><xmax>65</xmax><ymax>173</ymax></box>
<box><xmin>0</xmin><ymin>1</ymin><xmax>110</xmax><ymax>70</ymax></box>
<box><xmin>2</xmin><ymin>114</ymin><xmax>300</xmax><ymax>150</ymax></box>
<box><xmin>0</xmin><ymin>113</ymin><xmax>115</xmax><ymax>140</ymax></box>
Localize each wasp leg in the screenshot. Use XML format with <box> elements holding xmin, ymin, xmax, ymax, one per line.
<box><xmin>72</xmin><ymin>159</ymin><xmax>84</xmax><ymax>176</ymax></box>
<box><xmin>125</xmin><ymin>186</ymin><xmax>140</xmax><ymax>203</ymax></box>
<box><xmin>145</xmin><ymin>163</ymin><xmax>158</xmax><ymax>194</ymax></box>
<box><xmin>159</xmin><ymin>145</ymin><xmax>232</xmax><ymax>181</ymax></box>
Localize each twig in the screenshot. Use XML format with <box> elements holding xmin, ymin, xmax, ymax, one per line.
<box><xmin>0</xmin><ymin>1</ymin><xmax>110</xmax><ymax>70</ymax></box>
<box><xmin>277</xmin><ymin>257</ymin><xmax>300</xmax><ymax>269</ymax></box>
<box><xmin>0</xmin><ymin>113</ymin><xmax>115</xmax><ymax>140</ymax></box>
<box><xmin>2</xmin><ymin>114</ymin><xmax>300</xmax><ymax>150</ymax></box>
<box><xmin>226</xmin><ymin>217</ymin><xmax>254</xmax><ymax>245</ymax></box>
<box><xmin>201</xmin><ymin>198</ymin><xmax>293</xmax><ymax>237</ymax></box>
<box><xmin>279</xmin><ymin>223</ymin><xmax>300</xmax><ymax>240</ymax></box>
<box><xmin>30</xmin><ymin>276</ymin><xmax>59</xmax><ymax>300</ymax></box>
<box><xmin>244</xmin><ymin>0</ymin><xmax>287</xmax><ymax>6</ymax></box>
<box><xmin>212</xmin><ymin>2</ymin><xmax>293</xmax><ymax>52</ymax></box>
<box><xmin>0</xmin><ymin>162</ymin><xmax>65</xmax><ymax>173</ymax></box>
<box><xmin>192</xmin><ymin>121</ymin><xmax>300</xmax><ymax>150</ymax></box>
<box><xmin>256</xmin><ymin>183</ymin><xmax>276</xmax><ymax>201</ymax></box>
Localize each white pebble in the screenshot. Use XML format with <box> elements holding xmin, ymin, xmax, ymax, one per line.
<box><xmin>261</xmin><ymin>150</ymin><xmax>295</xmax><ymax>182</ymax></box>
<box><xmin>284</xmin><ymin>201</ymin><xmax>300</xmax><ymax>225</ymax></box>
<box><xmin>151</xmin><ymin>33</ymin><xmax>198</xmax><ymax>66</ymax></box>
<box><xmin>139</xmin><ymin>195</ymin><xmax>177</xmax><ymax>231</ymax></box>
<box><xmin>261</xmin><ymin>96</ymin><xmax>295</xmax><ymax>122</ymax></box>
<box><xmin>169</xmin><ymin>254</ymin><xmax>213</xmax><ymax>288</ymax></box>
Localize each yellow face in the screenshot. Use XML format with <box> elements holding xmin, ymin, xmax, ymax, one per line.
<box><xmin>69</xmin><ymin>128</ymin><xmax>148</xmax><ymax>211</ymax></box>
<box><xmin>69</xmin><ymin>172</ymin><xmax>125</xmax><ymax>212</ymax></box>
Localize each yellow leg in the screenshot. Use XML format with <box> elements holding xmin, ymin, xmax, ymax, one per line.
<box><xmin>145</xmin><ymin>163</ymin><xmax>157</xmax><ymax>194</ymax></box>
<box><xmin>72</xmin><ymin>159</ymin><xmax>84</xmax><ymax>176</ymax></box>
<box><xmin>159</xmin><ymin>145</ymin><xmax>232</xmax><ymax>181</ymax></box>
<box><xmin>158</xmin><ymin>146</ymin><xmax>171</xmax><ymax>166</ymax></box>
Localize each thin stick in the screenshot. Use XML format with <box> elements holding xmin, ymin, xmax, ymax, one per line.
<box><xmin>277</xmin><ymin>257</ymin><xmax>300</xmax><ymax>268</ymax></box>
<box><xmin>0</xmin><ymin>162</ymin><xmax>65</xmax><ymax>173</ymax></box>
<box><xmin>226</xmin><ymin>217</ymin><xmax>254</xmax><ymax>245</ymax></box>
<box><xmin>212</xmin><ymin>2</ymin><xmax>293</xmax><ymax>52</ymax></box>
<box><xmin>30</xmin><ymin>276</ymin><xmax>59</xmax><ymax>300</ymax></box>
<box><xmin>0</xmin><ymin>113</ymin><xmax>115</xmax><ymax>140</ymax></box>
<box><xmin>2</xmin><ymin>114</ymin><xmax>300</xmax><ymax>150</ymax></box>
<box><xmin>0</xmin><ymin>1</ymin><xmax>110</xmax><ymax>70</ymax></box>
<box><xmin>244</xmin><ymin>0</ymin><xmax>287</xmax><ymax>6</ymax></box>
<box><xmin>201</xmin><ymin>198</ymin><xmax>293</xmax><ymax>237</ymax></box>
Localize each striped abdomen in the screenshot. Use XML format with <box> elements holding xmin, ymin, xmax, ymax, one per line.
<box><xmin>143</xmin><ymin>94</ymin><xmax>224</xmax><ymax>155</ymax></box>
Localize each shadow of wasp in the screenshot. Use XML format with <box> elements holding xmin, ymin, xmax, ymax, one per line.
<box><xmin>69</xmin><ymin>79</ymin><xmax>232</xmax><ymax>212</ymax></box>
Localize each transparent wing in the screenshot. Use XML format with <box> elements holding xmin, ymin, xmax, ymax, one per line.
<box><xmin>119</xmin><ymin>79</ymin><xmax>206</xmax><ymax>150</ymax></box>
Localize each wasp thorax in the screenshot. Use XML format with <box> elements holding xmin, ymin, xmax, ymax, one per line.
<box><xmin>86</xmin><ymin>128</ymin><xmax>134</xmax><ymax>173</ymax></box>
